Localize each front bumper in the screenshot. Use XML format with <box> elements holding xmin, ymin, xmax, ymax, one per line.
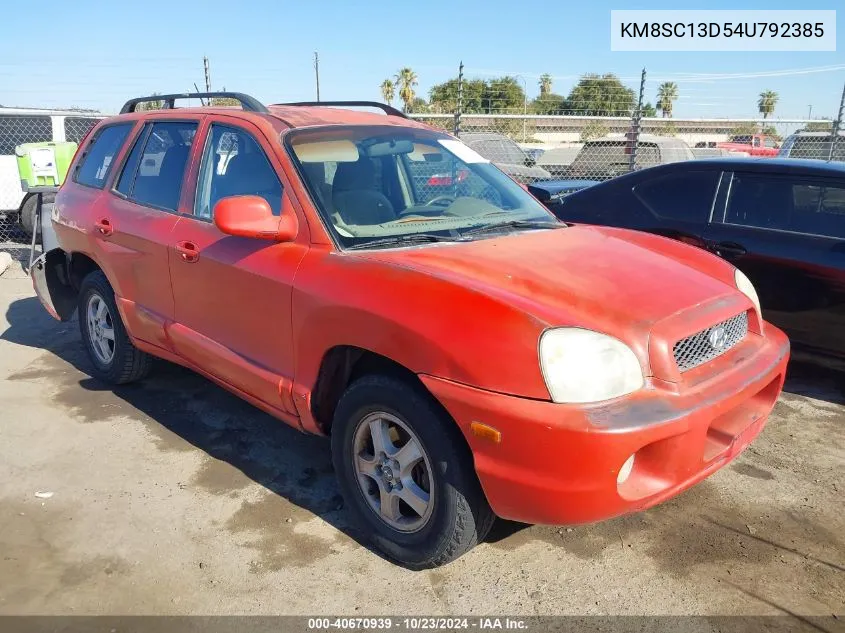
<box><xmin>420</xmin><ymin>324</ymin><xmax>790</xmax><ymax>525</ymax></box>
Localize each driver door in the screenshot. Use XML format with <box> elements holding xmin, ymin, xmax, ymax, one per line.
<box><xmin>167</xmin><ymin>117</ymin><xmax>309</xmax><ymax>418</ymax></box>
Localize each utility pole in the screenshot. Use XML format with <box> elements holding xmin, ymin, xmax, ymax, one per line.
<box><xmin>454</xmin><ymin>61</ymin><xmax>463</xmax><ymax>137</ymax></box>
<box><xmin>628</xmin><ymin>67</ymin><xmax>647</xmax><ymax>173</ymax></box>
<box><xmin>314</xmin><ymin>52</ymin><xmax>321</xmax><ymax>102</ymax></box>
<box><xmin>203</xmin><ymin>56</ymin><xmax>211</xmax><ymax>92</ymax></box>
<box><xmin>808</xmin><ymin>104</ymin><xmax>813</xmax><ymax>119</ymax></box>
<box><xmin>828</xmin><ymin>83</ymin><xmax>845</xmax><ymax>161</ymax></box>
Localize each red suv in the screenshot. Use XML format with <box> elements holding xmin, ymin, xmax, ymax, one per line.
<box><xmin>32</xmin><ymin>93</ymin><xmax>790</xmax><ymax>568</ymax></box>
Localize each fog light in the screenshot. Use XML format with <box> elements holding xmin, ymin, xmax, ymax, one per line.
<box><xmin>617</xmin><ymin>454</ymin><xmax>635</xmax><ymax>484</ymax></box>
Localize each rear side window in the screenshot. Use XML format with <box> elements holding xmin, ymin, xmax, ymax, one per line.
<box><xmin>64</xmin><ymin>117</ymin><xmax>102</xmax><ymax>144</ymax></box>
<box><xmin>118</xmin><ymin>121</ymin><xmax>197</xmax><ymax>211</ymax></box>
<box><xmin>0</xmin><ymin>115</ymin><xmax>52</xmax><ymax>155</ymax></box>
<box><xmin>725</xmin><ymin>173</ymin><xmax>845</xmax><ymax>239</ymax></box>
<box><xmin>75</xmin><ymin>123</ymin><xmax>133</xmax><ymax>189</ymax></box>
<box><xmin>633</xmin><ymin>171</ymin><xmax>719</xmax><ymax>223</ymax></box>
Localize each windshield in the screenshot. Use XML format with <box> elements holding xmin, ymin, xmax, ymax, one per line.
<box><xmin>286</xmin><ymin>126</ymin><xmax>556</xmax><ymax>249</ymax></box>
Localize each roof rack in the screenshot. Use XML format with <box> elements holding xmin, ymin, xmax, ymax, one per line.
<box><xmin>276</xmin><ymin>101</ymin><xmax>408</xmax><ymax>119</ymax></box>
<box><xmin>119</xmin><ymin>92</ymin><xmax>269</xmax><ymax>114</ymax></box>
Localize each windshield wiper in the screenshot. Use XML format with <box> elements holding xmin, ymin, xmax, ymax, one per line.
<box><xmin>346</xmin><ymin>233</ymin><xmax>470</xmax><ymax>250</ymax></box>
<box><xmin>459</xmin><ymin>219</ymin><xmax>565</xmax><ymax>237</ymax></box>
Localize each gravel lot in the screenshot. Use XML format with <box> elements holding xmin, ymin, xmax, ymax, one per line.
<box><xmin>0</xmin><ymin>268</ymin><xmax>842</xmax><ymax>619</ymax></box>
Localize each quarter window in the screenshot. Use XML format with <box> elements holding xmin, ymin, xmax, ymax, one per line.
<box><xmin>74</xmin><ymin>123</ymin><xmax>133</xmax><ymax>189</ymax></box>
<box><xmin>119</xmin><ymin>121</ymin><xmax>197</xmax><ymax>211</ymax></box>
<box><xmin>194</xmin><ymin>124</ymin><xmax>282</xmax><ymax>220</ymax></box>
<box><xmin>633</xmin><ymin>171</ymin><xmax>719</xmax><ymax>223</ymax></box>
<box><xmin>725</xmin><ymin>173</ymin><xmax>845</xmax><ymax>239</ymax></box>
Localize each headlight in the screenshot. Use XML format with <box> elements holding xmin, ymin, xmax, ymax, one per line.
<box><xmin>735</xmin><ymin>269</ymin><xmax>761</xmax><ymax>315</ymax></box>
<box><xmin>539</xmin><ymin>328</ymin><xmax>644</xmax><ymax>404</ymax></box>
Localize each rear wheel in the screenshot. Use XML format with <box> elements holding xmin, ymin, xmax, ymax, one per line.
<box><xmin>78</xmin><ymin>271</ymin><xmax>152</xmax><ymax>384</ymax></box>
<box><xmin>331</xmin><ymin>374</ymin><xmax>494</xmax><ymax>569</ymax></box>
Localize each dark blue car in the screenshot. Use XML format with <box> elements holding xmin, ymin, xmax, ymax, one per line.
<box><xmin>547</xmin><ymin>157</ymin><xmax>845</xmax><ymax>363</ymax></box>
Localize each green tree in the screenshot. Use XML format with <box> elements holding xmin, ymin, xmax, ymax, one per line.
<box><xmin>210</xmin><ymin>87</ymin><xmax>240</xmax><ymax>107</ymax></box>
<box><xmin>137</xmin><ymin>93</ymin><xmax>164</xmax><ymax>111</ymax></box>
<box><xmin>408</xmin><ymin>97</ymin><xmax>428</xmax><ymax>113</ymax></box>
<box><xmin>758</xmin><ymin>90</ymin><xmax>779</xmax><ymax>119</ymax></box>
<box><xmin>395</xmin><ymin>67</ymin><xmax>418</xmax><ymax>113</ymax></box>
<box><xmin>567</xmin><ymin>73</ymin><xmax>635</xmax><ymax>116</ymax></box>
<box><xmin>429</xmin><ymin>78</ymin><xmax>487</xmax><ymax>113</ymax></box>
<box><xmin>380</xmin><ymin>79</ymin><xmax>395</xmax><ymax>106</ymax></box>
<box><xmin>656</xmin><ymin>82</ymin><xmax>679</xmax><ymax>118</ymax></box>
<box><xmin>641</xmin><ymin>102</ymin><xmax>657</xmax><ymax>117</ymax></box>
<box><xmin>531</xmin><ymin>93</ymin><xmax>567</xmax><ymax>115</ymax></box>
<box><xmin>484</xmin><ymin>76</ymin><xmax>526</xmax><ymax>113</ymax></box>
<box><xmin>539</xmin><ymin>73</ymin><xmax>553</xmax><ymax>96</ymax></box>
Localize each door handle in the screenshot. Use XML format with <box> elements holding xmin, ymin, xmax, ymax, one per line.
<box><xmin>94</xmin><ymin>218</ymin><xmax>113</xmax><ymax>236</ymax></box>
<box><xmin>714</xmin><ymin>241</ymin><xmax>747</xmax><ymax>259</ymax></box>
<box><xmin>175</xmin><ymin>240</ymin><xmax>200</xmax><ymax>263</ymax></box>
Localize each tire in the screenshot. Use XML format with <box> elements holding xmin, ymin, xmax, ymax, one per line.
<box><xmin>78</xmin><ymin>270</ymin><xmax>152</xmax><ymax>384</ymax></box>
<box><xmin>331</xmin><ymin>374</ymin><xmax>495</xmax><ymax>569</ymax></box>
<box><xmin>20</xmin><ymin>193</ymin><xmax>55</xmax><ymax>237</ymax></box>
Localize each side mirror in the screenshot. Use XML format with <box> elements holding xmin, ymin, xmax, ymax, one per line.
<box><xmin>213</xmin><ymin>195</ymin><xmax>298</xmax><ymax>242</ymax></box>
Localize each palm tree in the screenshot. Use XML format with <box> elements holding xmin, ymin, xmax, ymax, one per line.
<box><xmin>395</xmin><ymin>68</ymin><xmax>418</xmax><ymax>113</ymax></box>
<box><xmin>380</xmin><ymin>79</ymin><xmax>395</xmax><ymax>106</ymax></box>
<box><xmin>656</xmin><ymin>82</ymin><xmax>679</xmax><ymax>118</ymax></box>
<box><xmin>758</xmin><ymin>90</ymin><xmax>779</xmax><ymax>119</ymax></box>
<box><xmin>539</xmin><ymin>73</ymin><xmax>553</xmax><ymax>96</ymax></box>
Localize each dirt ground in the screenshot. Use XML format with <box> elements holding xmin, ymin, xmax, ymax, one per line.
<box><xmin>0</xmin><ymin>267</ymin><xmax>842</xmax><ymax>618</ymax></box>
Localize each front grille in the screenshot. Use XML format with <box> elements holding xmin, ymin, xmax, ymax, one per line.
<box><xmin>673</xmin><ymin>312</ymin><xmax>749</xmax><ymax>372</ymax></box>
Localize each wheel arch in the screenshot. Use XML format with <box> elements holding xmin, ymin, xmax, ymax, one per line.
<box><xmin>31</xmin><ymin>248</ymin><xmax>107</xmax><ymax>322</ymax></box>
<box><xmin>310</xmin><ymin>345</ymin><xmax>446</xmax><ymax>436</ymax></box>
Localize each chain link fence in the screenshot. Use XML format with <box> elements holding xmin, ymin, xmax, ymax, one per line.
<box><xmin>410</xmin><ymin>70</ymin><xmax>845</xmax><ymax>185</ymax></box>
<box><xmin>408</xmin><ymin>113</ymin><xmax>844</xmax><ymax>185</ymax></box>
<box><xmin>0</xmin><ymin>112</ymin><xmax>103</xmax><ymax>270</ymax></box>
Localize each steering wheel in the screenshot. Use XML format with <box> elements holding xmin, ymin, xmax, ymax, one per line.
<box><xmin>424</xmin><ymin>195</ymin><xmax>456</xmax><ymax>207</ymax></box>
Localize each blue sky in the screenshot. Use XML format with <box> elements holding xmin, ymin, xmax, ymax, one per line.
<box><xmin>1</xmin><ymin>0</ymin><xmax>843</xmax><ymax>118</ymax></box>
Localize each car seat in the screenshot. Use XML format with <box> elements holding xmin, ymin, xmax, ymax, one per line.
<box><xmin>331</xmin><ymin>158</ymin><xmax>395</xmax><ymax>225</ymax></box>
<box><xmin>217</xmin><ymin>151</ymin><xmax>282</xmax><ymax>215</ymax></box>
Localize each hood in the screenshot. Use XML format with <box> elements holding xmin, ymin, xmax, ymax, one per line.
<box><xmin>355</xmin><ymin>225</ymin><xmax>741</xmax><ymax>370</ymax></box>
<box><xmin>527</xmin><ymin>179</ymin><xmax>599</xmax><ymax>202</ymax></box>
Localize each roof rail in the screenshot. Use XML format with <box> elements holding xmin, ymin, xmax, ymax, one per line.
<box><xmin>276</xmin><ymin>101</ymin><xmax>409</xmax><ymax>119</ymax></box>
<box><xmin>119</xmin><ymin>92</ymin><xmax>269</xmax><ymax>114</ymax></box>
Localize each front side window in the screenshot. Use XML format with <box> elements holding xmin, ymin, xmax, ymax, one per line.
<box><xmin>725</xmin><ymin>173</ymin><xmax>845</xmax><ymax>239</ymax></box>
<box><xmin>119</xmin><ymin>121</ymin><xmax>197</xmax><ymax>211</ymax></box>
<box><xmin>287</xmin><ymin>125</ymin><xmax>556</xmax><ymax>249</ymax></box>
<box><xmin>75</xmin><ymin>123</ymin><xmax>133</xmax><ymax>189</ymax></box>
<box><xmin>194</xmin><ymin>124</ymin><xmax>282</xmax><ymax>220</ymax></box>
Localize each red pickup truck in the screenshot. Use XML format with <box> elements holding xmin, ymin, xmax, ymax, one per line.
<box><xmin>717</xmin><ymin>134</ymin><xmax>779</xmax><ymax>157</ymax></box>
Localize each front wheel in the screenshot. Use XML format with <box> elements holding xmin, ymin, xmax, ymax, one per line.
<box><xmin>331</xmin><ymin>375</ymin><xmax>494</xmax><ymax>569</ymax></box>
<box><xmin>78</xmin><ymin>271</ymin><xmax>153</xmax><ymax>384</ymax></box>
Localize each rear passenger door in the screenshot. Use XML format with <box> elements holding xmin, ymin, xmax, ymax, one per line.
<box><xmin>105</xmin><ymin>118</ymin><xmax>202</xmax><ymax>348</ymax></box>
<box><xmin>709</xmin><ymin>171</ymin><xmax>845</xmax><ymax>356</ymax></box>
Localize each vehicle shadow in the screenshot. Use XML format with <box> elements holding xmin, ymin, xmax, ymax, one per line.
<box><xmin>782</xmin><ymin>358</ymin><xmax>845</xmax><ymax>406</ymax></box>
<box><xmin>1</xmin><ymin>296</ymin><xmax>389</xmax><ymax>563</ymax></box>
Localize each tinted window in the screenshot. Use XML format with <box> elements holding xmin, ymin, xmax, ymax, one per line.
<box><xmin>128</xmin><ymin>121</ymin><xmax>197</xmax><ymax>211</ymax></box>
<box><xmin>0</xmin><ymin>115</ymin><xmax>52</xmax><ymax>155</ymax></box>
<box><xmin>633</xmin><ymin>171</ymin><xmax>719</xmax><ymax>223</ymax></box>
<box><xmin>75</xmin><ymin>123</ymin><xmax>133</xmax><ymax>189</ymax></box>
<box><xmin>725</xmin><ymin>173</ymin><xmax>845</xmax><ymax>239</ymax></box>
<box><xmin>194</xmin><ymin>124</ymin><xmax>281</xmax><ymax>219</ymax></box>
<box><xmin>64</xmin><ymin>117</ymin><xmax>102</xmax><ymax>144</ymax></box>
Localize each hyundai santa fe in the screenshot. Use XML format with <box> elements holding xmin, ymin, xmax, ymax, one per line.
<box><xmin>31</xmin><ymin>92</ymin><xmax>790</xmax><ymax>569</ymax></box>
